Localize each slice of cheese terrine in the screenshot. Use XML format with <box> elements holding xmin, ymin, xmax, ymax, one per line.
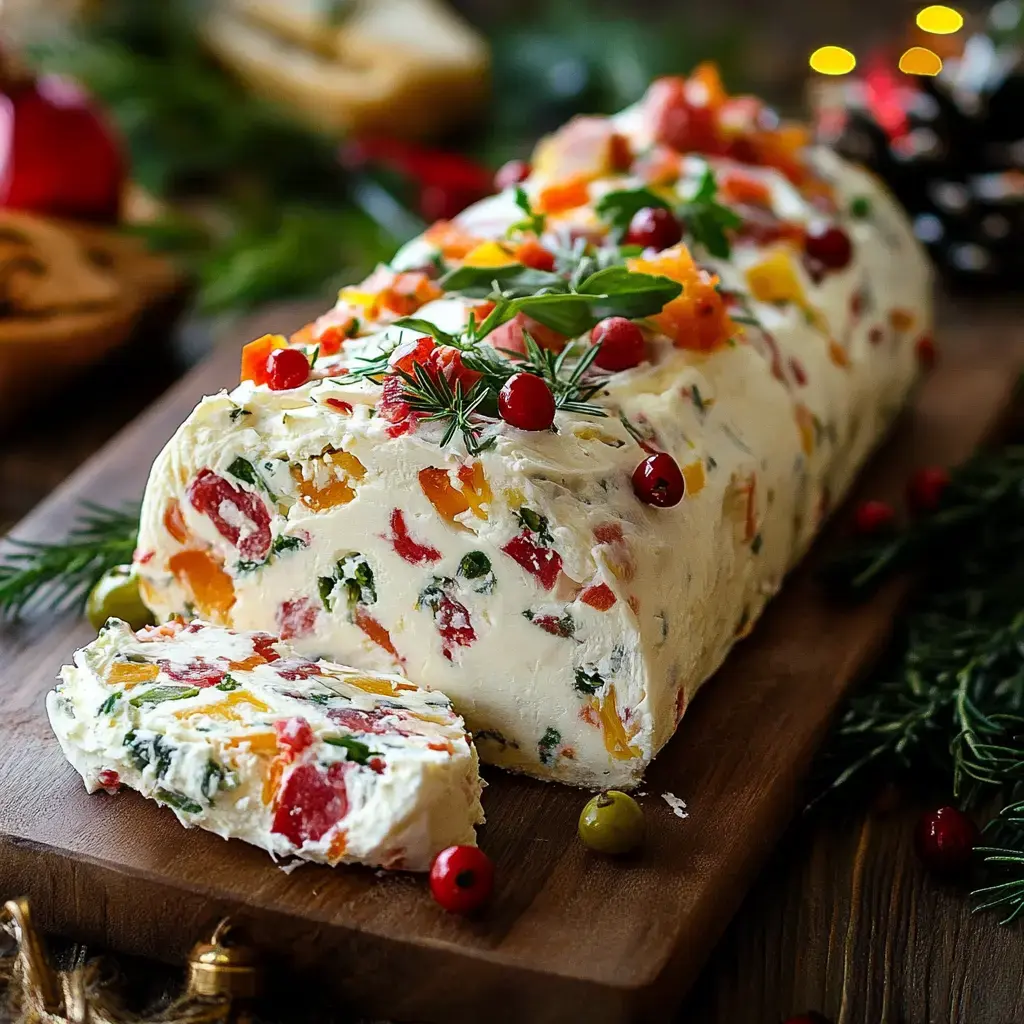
<box><xmin>47</xmin><ymin>618</ymin><xmax>484</xmax><ymax>870</ymax></box>
<box><xmin>133</xmin><ymin>66</ymin><xmax>931</xmax><ymax>789</ymax></box>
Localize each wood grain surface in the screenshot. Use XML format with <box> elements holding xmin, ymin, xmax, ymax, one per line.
<box><xmin>2</xmin><ymin>302</ymin><xmax>1023</xmax><ymax>1024</ymax></box>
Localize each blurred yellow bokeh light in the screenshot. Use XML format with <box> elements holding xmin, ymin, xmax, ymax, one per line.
<box><xmin>916</xmin><ymin>5</ymin><xmax>964</xmax><ymax>34</ymax></box>
<box><xmin>809</xmin><ymin>45</ymin><xmax>857</xmax><ymax>75</ymax></box>
<box><xmin>899</xmin><ymin>46</ymin><xmax>944</xmax><ymax>75</ymax></box>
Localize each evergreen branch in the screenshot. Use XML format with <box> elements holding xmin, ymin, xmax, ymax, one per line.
<box><xmin>399</xmin><ymin>365</ymin><xmax>495</xmax><ymax>456</ymax></box>
<box><xmin>0</xmin><ymin>503</ymin><xmax>140</xmax><ymax>618</ymax></box>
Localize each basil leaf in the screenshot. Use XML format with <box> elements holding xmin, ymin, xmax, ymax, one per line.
<box><xmin>129</xmin><ymin>685</ymin><xmax>201</xmax><ymax>708</ymax></box>
<box><xmin>391</xmin><ymin>317</ymin><xmax>460</xmax><ymax>348</ymax></box>
<box><xmin>678</xmin><ymin>168</ymin><xmax>742</xmax><ymax>260</ymax></box>
<box><xmin>595</xmin><ymin>187</ymin><xmax>671</xmax><ymax>240</ymax></box>
<box><xmin>575</xmin><ymin>267</ymin><xmax>682</xmax><ymax>320</ymax></box>
<box><xmin>324</xmin><ymin>734</ymin><xmax>377</xmax><ymax>765</ymax></box>
<box><xmin>227</xmin><ymin>457</ymin><xmax>260</xmax><ymax>488</ymax></box>
<box><xmin>440</xmin><ymin>263</ymin><xmax>564</xmax><ymax>299</ymax></box>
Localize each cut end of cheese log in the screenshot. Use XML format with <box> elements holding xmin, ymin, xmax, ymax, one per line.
<box><xmin>47</xmin><ymin>619</ymin><xmax>484</xmax><ymax>871</ymax></box>
<box><xmin>132</xmin><ymin>72</ymin><xmax>932</xmax><ymax>790</ymax></box>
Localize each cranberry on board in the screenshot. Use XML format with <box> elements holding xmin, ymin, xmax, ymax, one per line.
<box><xmin>187</xmin><ymin>469</ymin><xmax>272</xmax><ymax>561</ymax></box>
<box><xmin>625</xmin><ymin>206</ymin><xmax>682</xmax><ymax>250</ymax></box>
<box><xmin>266</xmin><ymin>347</ymin><xmax>311</xmax><ymax>390</ymax></box>
<box><xmin>853</xmin><ymin>499</ymin><xmax>896</xmax><ymax>536</ymax></box>
<box><xmin>907</xmin><ymin>466</ymin><xmax>951</xmax><ymax>516</ymax></box>
<box><xmin>429</xmin><ymin>844</ymin><xmax>495</xmax><ymax>914</ymax></box>
<box><xmin>632</xmin><ymin>452</ymin><xmax>685</xmax><ymax>507</ymax></box>
<box><xmin>494</xmin><ymin>158</ymin><xmax>530</xmax><ymax>191</ymax></box>
<box><xmin>0</xmin><ymin>72</ymin><xmax>124</xmax><ymax>223</ymax></box>
<box><xmin>591</xmin><ymin>317</ymin><xmax>646</xmax><ymax>371</ymax></box>
<box><xmin>914</xmin><ymin>806</ymin><xmax>979</xmax><ymax>877</ymax></box>
<box><xmin>498</xmin><ymin>372</ymin><xmax>556</xmax><ymax>431</ymax></box>
<box><xmin>803</xmin><ymin>222</ymin><xmax>853</xmax><ymax>272</ymax></box>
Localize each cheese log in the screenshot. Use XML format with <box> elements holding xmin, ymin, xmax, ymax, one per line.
<box><xmin>134</xmin><ymin>75</ymin><xmax>931</xmax><ymax>789</ymax></box>
<box><xmin>47</xmin><ymin>619</ymin><xmax>484</xmax><ymax>870</ymax></box>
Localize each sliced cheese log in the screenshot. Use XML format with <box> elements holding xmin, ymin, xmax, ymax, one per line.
<box><xmin>133</xmin><ymin>81</ymin><xmax>931</xmax><ymax>789</ymax></box>
<box><xmin>47</xmin><ymin>618</ymin><xmax>484</xmax><ymax>870</ymax></box>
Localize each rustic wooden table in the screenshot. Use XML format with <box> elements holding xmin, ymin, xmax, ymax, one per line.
<box><xmin>3</xmin><ymin>298</ymin><xmax>1024</xmax><ymax>1024</ymax></box>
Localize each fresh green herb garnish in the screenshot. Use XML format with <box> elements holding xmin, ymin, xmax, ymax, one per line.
<box><xmin>678</xmin><ymin>167</ymin><xmax>742</xmax><ymax>260</ymax></box>
<box><xmin>439</xmin><ymin>263</ymin><xmax>562</xmax><ymax>298</ymax></box>
<box><xmin>124</xmin><ymin>731</ymin><xmax>174</xmax><ymax>778</ymax></box>
<box><xmin>538</xmin><ymin>726</ymin><xmax>562</xmax><ymax>766</ymax></box>
<box><xmin>0</xmin><ymin>502</ymin><xmax>140</xmax><ymax>619</ymax></box>
<box><xmin>595</xmin><ymin>187</ymin><xmax>671</xmax><ymax>241</ymax></box>
<box><xmin>155</xmin><ymin>788</ymin><xmax>203</xmax><ymax>815</ymax></box>
<box><xmin>98</xmin><ymin>691</ymin><xmax>122</xmax><ymax>715</ymax></box>
<box><xmin>271</xmin><ymin>534</ymin><xmax>307</xmax><ymax>556</ymax></box>
<box><xmin>215</xmin><ymin>675</ymin><xmax>241</xmax><ymax>692</ymax></box>
<box><xmin>574</xmin><ymin>668</ymin><xmax>606</xmax><ymax>695</ymax></box>
<box><xmin>399</xmin><ymin>364</ymin><xmax>496</xmax><ymax>456</ymax></box>
<box><xmin>850</xmin><ymin>196</ymin><xmax>872</xmax><ymax>219</ymax></box>
<box><xmin>508</xmin><ymin>186</ymin><xmax>547</xmax><ymax>237</ymax></box>
<box><xmin>320</xmin><ymin>553</ymin><xmax>377</xmax><ymax>615</ymax></box>
<box><xmin>129</xmin><ymin>685</ymin><xmax>201</xmax><ymax>708</ymax></box>
<box><xmin>515</xmin><ymin>507</ymin><xmax>554</xmax><ymax>545</ymax></box>
<box><xmin>324</xmin><ymin>735</ymin><xmax>377</xmax><ymax>765</ymax></box>
<box><xmin>458</xmin><ymin>551</ymin><xmax>496</xmax><ymax>593</ymax></box>
<box><xmin>201</xmin><ymin>761</ymin><xmax>226</xmax><ymax>801</ymax></box>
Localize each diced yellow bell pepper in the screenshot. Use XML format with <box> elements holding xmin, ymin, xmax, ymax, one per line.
<box><xmin>462</xmin><ymin>241</ymin><xmax>516</xmax><ymax>268</ymax></box>
<box><xmin>591</xmin><ymin>685</ymin><xmax>642</xmax><ymax>761</ymax></box>
<box><xmin>745</xmin><ymin>248</ymin><xmax>806</xmax><ymax>306</ymax></box>
<box><xmin>107</xmin><ymin>662</ymin><xmax>160</xmax><ymax>687</ymax></box>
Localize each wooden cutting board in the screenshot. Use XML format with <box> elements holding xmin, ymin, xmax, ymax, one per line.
<box><xmin>1</xmin><ymin>306</ymin><xmax>1022</xmax><ymax>1024</ymax></box>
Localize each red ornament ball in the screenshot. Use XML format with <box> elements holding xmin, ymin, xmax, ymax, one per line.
<box><xmin>914</xmin><ymin>806</ymin><xmax>979</xmax><ymax>877</ymax></box>
<box><xmin>632</xmin><ymin>452</ymin><xmax>685</xmax><ymax>507</ymax></box>
<box><xmin>498</xmin><ymin>372</ymin><xmax>556</xmax><ymax>430</ymax></box>
<box><xmin>804</xmin><ymin>222</ymin><xmax>853</xmax><ymax>271</ymax></box>
<box><xmin>0</xmin><ymin>74</ymin><xmax>124</xmax><ymax>223</ymax></box>
<box><xmin>429</xmin><ymin>844</ymin><xmax>494</xmax><ymax>914</ymax></box>
<box><xmin>907</xmin><ymin>466</ymin><xmax>951</xmax><ymax>516</ymax></box>
<box><xmin>494</xmin><ymin>158</ymin><xmax>531</xmax><ymax>192</ymax></box>
<box><xmin>591</xmin><ymin>317</ymin><xmax>646</xmax><ymax>371</ymax></box>
<box><xmin>625</xmin><ymin>206</ymin><xmax>682</xmax><ymax>251</ymax></box>
<box><xmin>853</xmin><ymin>499</ymin><xmax>896</xmax><ymax>537</ymax></box>
<box><xmin>266</xmin><ymin>347</ymin><xmax>311</xmax><ymax>391</ymax></box>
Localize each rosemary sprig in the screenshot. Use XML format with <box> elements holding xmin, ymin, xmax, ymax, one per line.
<box><xmin>399</xmin><ymin>364</ymin><xmax>496</xmax><ymax>455</ymax></box>
<box><xmin>817</xmin><ymin>444</ymin><xmax>1024</xmax><ymax>921</ymax></box>
<box><xmin>0</xmin><ymin>502</ymin><xmax>140</xmax><ymax>618</ymax></box>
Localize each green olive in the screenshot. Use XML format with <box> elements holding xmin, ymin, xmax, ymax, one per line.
<box><xmin>86</xmin><ymin>565</ymin><xmax>155</xmax><ymax>631</ymax></box>
<box><xmin>578</xmin><ymin>790</ymin><xmax>645</xmax><ymax>855</ymax></box>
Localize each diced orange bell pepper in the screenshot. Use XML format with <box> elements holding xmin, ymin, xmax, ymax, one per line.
<box><xmin>228</xmin><ymin>654</ymin><xmax>267</xmax><ymax>672</ymax></box>
<box><xmin>463</xmin><ymin>240</ymin><xmax>516</xmax><ymax>268</ymax></box>
<box><xmin>628</xmin><ymin>244</ymin><xmax>734</xmax><ymax>351</ymax></box>
<box><xmin>424</xmin><ymin>220</ymin><xmax>482</xmax><ymax>260</ymax></box>
<box><xmin>225</xmin><ymin>731</ymin><xmax>279</xmax><ymax>757</ymax></box>
<box><xmin>342</xmin><ymin>675</ymin><xmax>399</xmax><ymax>697</ymax></box>
<box><xmin>163</xmin><ymin>499</ymin><xmax>188</xmax><ymax>544</ymax></box>
<box><xmin>240</xmin><ymin>334</ymin><xmax>287</xmax><ymax>386</ymax></box>
<box><xmin>168</xmin><ymin>550</ymin><xmax>236</xmax><ymax>623</ymax></box>
<box><xmin>326</xmin><ymin>829</ymin><xmax>349</xmax><ymax>865</ymax></box>
<box><xmin>291</xmin><ymin>452</ymin><xmax>366</xmax><ymax>512</ymax></box>
<box><xmin>720</xmin><ymin>171</ymin><xmax>772</xmax><ymax>207</ymax></box>
<box><xmin>591</xmin><ymin>685</ymin><xmax>642</xmax><ymax>760</ymax></box>
<box><xmin>177</xmin><ymin>691</ymin><xmax>272</xmax><ymax>722</ymax></box>
<box><xmin>514</xmin><ymin>238</ymin><xmax>556</xmax><ymax>272</ymax></box>
<box><xmin>262</xmin><ymin>753</ymin><xmax>287</xmax><ymax>805</ymax></box>
<box><xmin>379</xmin><ymin>272</ymin><xmax>444</xmax><ymax>317</ymax></box>
<box><xmin>689</xmin><ymin>61</ymin><xmax>728</xmax><ymax>110</ymax></box>
<box><xmin>288</xmin><ymin>322</ymin><xmax>317</xmax><ymax>347</ymax></box>
<box><xmin>419</xmin><ymin>462</ymin><xmax>492</xmax><ymax>527</ymax></box>
<box><xmin>795</xmin><ymin>404</ymin><xmax>816</xmax><ymax>457</ymax></box>
<box><xmin>107</xmin><ymin>662</ymin><xmax>160</xmax><ymax>687</ymax></box>
<box><xmin>537</xmin><ymin>175</ymin><xmax>591</xmax><ymax>215</ymax></box>
<box><xmin>353</xmin><ymin>606</ymin><xmax>401</xmax><ymax>662</ymax></box>
<box><xmin>681</xmin><ymin>459</ymin><xmax>707</xmax><ymax>497</ymax></box>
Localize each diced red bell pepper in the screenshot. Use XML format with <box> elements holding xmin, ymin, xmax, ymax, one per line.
<box><xmin>271</xmin><ymin>762</ymin><xmax>350</xmax><ymax>847</ymax></box>
<box><xmin>187</xmin><ymin>469</ymin><xmax>272</xmax><ymax>561</ymax></box>
<box><xmin>502</xmin><ymin>532</ymin><xmax>562</xmax><ymax>591</ymax></box>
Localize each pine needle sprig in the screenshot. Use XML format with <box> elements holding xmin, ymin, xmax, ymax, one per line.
<box><xmin>0</xmin><ymin>502</ymin><xmax>140</xmax><ymax>619</ymax></box>
<box><xmin>816</xmin><ymin>443</ymin><xmax>1024</xmax><ymax>922</ymax></box>
<box><xmin>399</xmin><ymin>364</ymin><xmax>496</xmax><ymax>456</ymax></box>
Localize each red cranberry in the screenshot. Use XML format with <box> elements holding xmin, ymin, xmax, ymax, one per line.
<box><xmin>916</xmin><ymin>334</ymin><xmax>937</xmax><ymax>368</ymax></box>
<box><xmin>803</xmin><ymin>222</ymin><xmax>853</xmax><ymax>271</ymax></box>
<box><xmin>591</xmin><ymin>317</ymin><xmax>646</xmax><ymax>371</ymax></box>
<box><xmin>907</xmin><ymin>467</ymin><xmax>950</xmax><ymax>516</ymax></box>
<box><xmin>266</xmin><ymin>347</ymin><xmax>311</xmax><ymax>390</ymax></box>
<box><xmin>429</xmin><ymin>845</ymin><xmax>494</xmax><ymax>913</ymax></box>
<box><xmin>853</xmin><ymin>499</ymin><xmax>896</xmax><ymax>536</ymax></box>
<box><xmin>494</xmin><ymin>159</ymin><xmax>531</xmax><ymax>191</ymax></box>
<box><xmin>97</xmin><ymin>769</ymin><xmax>121</xmax><ymax>792</ymax></box>
<box><xmin>632</xmin><ymin>453</ymin><xmax>685</xmax><ymax>507</ymax></box>
<box><xmin>0</xmin><ymin>74</ymin><xmax>124</xmax><ymax>223</ymax></box>
<box><xmin>914</xmin><ymin>806</ymin><xmax>979</xmax><ymax>877</ymax></box>
<box><xmin>625</xmin><ymin>206</ymin><xmax>682</xmax><ymax>251</ymax></box>
<box><xmin>498</xmin><ymin>372</ymin><xmax>556</xmax><ymax>431</ymax></box>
